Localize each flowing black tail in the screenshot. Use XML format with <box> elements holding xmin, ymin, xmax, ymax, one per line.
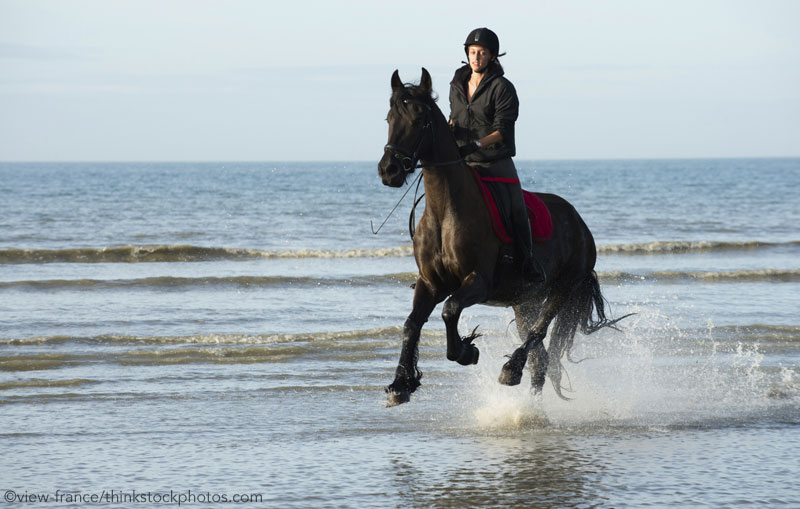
<box><xmin>546</xmin><ymin>271</ymin><xmax>633</xmax><ymax>399</ymax></box>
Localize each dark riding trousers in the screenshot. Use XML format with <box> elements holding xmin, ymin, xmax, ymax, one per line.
<box><xmin>471</xmin><ymin>158</ymin><xmax>532</xmax><ymax>256</ymax></box>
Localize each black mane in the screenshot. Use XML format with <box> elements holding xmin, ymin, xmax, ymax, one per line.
<box><xmin>391</xmin><ymin>82</ymin><xmax>439</xmax><ymax>106</ymax></box>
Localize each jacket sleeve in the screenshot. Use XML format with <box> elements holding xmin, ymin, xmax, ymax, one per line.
<box><xmin>491</xmin><ymin>79</ymin><xmax>519</xmax><ymax>140</ymax></box>
<box><xmin>448</xmin><ymin>81</ymin><xmax>471</xmax><ymax>145</ymax></box>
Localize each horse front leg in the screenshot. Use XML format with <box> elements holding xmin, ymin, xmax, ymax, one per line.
<box><xmin>442</xmin><ymin>272</ymin><xmax>489</xmax><ymax>366</ymax></box>
<box><xmin>386</xmin><ymin>280</ymin><xmax>440</xmax><ymax>406</ymax></box>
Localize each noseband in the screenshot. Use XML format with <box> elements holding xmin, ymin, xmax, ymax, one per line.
<box><xmin>383</xmin><ymin>98</ymin><xmax>433</xmax><ymax>174</ymax></box>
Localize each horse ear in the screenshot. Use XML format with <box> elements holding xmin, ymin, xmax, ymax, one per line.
<box><xmin>391</xmin><ymin>70</ymin><xmax>402</xmax><ymax>92</ymax></box>
<box><xmin>420</xmin><ymin>68</ymin><xmax>432</xmax><ymax>94</ymax></box>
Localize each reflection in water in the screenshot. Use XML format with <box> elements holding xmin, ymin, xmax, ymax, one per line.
<box><xmin>390</xmin><ymin>433</ymin><xmax>608</xmax><ymax>508</ymax></box>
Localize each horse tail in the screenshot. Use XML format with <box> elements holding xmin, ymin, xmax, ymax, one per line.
<box><xmin>547</xmin><ymin>271</ymin><xmax>633</xmax><ymax>399</ymax></box>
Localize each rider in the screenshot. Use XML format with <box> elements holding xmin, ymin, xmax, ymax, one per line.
<box><xmin>449</xmin><ymin>27</ymin><xmax>545</xmax><ymax>282</ymax></box>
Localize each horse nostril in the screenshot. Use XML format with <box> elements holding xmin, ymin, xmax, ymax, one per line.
<box><xmin>378</xmin><ymin>153</ymin><xmax>394</xmax><ymax>177</ymax></box>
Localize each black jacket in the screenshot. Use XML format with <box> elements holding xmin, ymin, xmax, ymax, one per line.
<box><xmin>449</xmin><ymin>63</ymin><xmax>519</xmax><ymax>163</ymax></box>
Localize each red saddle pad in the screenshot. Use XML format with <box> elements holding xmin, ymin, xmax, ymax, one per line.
<box><xmin>471</xmin><ymin>168</ymin><xmax>553</xmax><ymax>243</ymax></box>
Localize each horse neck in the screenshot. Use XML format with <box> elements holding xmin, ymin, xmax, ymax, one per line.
<box><xmin>419</xmin><ymin>111</ymin><xmax>477</xmax><ymax>218</ymax></box>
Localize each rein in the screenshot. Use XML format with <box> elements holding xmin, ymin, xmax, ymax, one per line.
<box><xmin>370</xmin><ymin>171</ymin><xmax>423</xmax><ymax>235</ymax></box>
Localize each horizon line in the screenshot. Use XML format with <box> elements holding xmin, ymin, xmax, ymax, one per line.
<box><xmin>2</xmin><ymin>155</ymin><xmax>799</xmax><ymax>164</ymax></box>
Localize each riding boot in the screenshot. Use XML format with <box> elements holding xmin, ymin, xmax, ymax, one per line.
<box><xmin>513</xmin><ymin>199</ymin><xmax>546</xmax><ymax>282</ymax></box>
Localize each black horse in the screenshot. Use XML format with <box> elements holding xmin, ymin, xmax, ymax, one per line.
<box><xmin>377</xmin><ymin>68</ymin><xmax>627</xmax><ymax>406</ymax></box>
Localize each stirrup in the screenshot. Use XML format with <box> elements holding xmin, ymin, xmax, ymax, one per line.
<box><xmin>499</xmin><ymin>245</ymin><xmax>515</xmax><ymax>266</ymax></box>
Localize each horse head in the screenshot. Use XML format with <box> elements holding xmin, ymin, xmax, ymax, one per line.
<box><xmin>378</xmin><ymin>68</ymin><xmax>435</xmax><ymax>188</ymax></box>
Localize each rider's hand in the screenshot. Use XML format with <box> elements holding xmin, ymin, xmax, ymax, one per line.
<box><xmin>458</xmin><ymin>141</ymin><xmax>482</xmax><ymax>158</ymax></box>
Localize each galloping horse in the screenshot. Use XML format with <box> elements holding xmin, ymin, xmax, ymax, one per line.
<box><xmin>378</xmin><ymin>68</ymin><xmax>626</xmax><ymax>406</ymax></box>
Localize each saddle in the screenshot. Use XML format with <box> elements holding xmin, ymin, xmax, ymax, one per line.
<box><xmin>471</xmin><ymin>167</ymin><xmax>553</xmax><ymax>243</ymax></box>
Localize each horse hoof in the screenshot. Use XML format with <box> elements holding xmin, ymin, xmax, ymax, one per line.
<box><xmin>498</xmin><ymin>362</ymin><xmax>522</xmax><ymax>386</ymax></box>
<box><xmin>457</xmin><ymin>344</ymin><xmax>480</xmax><ymax>366</ymax></box>
<box><xmin>385</xmin><ymin>389</ymin><xmax>410</xmax><ymax>407</ymax></box>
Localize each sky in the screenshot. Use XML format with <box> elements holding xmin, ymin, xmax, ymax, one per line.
<box><xmin>1</xmin><ymin>0</ymin><xmax>798</xmax><ymax>161</ymax></box>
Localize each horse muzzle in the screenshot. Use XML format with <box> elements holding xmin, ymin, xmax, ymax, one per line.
<box><xmin>378</xmin><ymin>150</ymin><xmax>410</xmax><ymax>188</ymax></box>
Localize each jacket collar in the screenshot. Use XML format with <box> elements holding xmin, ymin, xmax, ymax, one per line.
<box><xmin>451</xmin><ymin>63</ymin><xmax>504</xmax><ymax>100</ymax></box>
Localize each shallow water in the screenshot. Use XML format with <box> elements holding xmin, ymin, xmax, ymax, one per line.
<box><xmin>1</xmin><ymin>159</ymin><xmax>799</xmax><ymax>507</ymax></box>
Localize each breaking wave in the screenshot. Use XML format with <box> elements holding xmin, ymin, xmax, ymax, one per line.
<box><xmin>0</xmin><ymin>245</ymin><xmax>414</xmax><ymax>264</ymax></box>
<box><xmin>3</xmin><ymin>269</ymin><xmax>795</xmax><ymax>292</ymax></box>
<box><xmin>599</xmin><ymin>268</ymin><xmax>800</xmax><ymax>284</ymax></box>
<box><xmin>1</xmin><ymin>327</ymin><xmax>408</xmax><ymax>347</ymax></box>
<box><xmin>2</xmin><ymin>325</ymin><xmax>794</xmax><ymax>373</ymax></box>
<box><xmin>3</xmin><ymin>240</ymin><xmax>798</xmax><ymax>264</ymax></box>
<box><xmin>597</xmin><ymin>240</ymin><xmax>800</xmax><ymax>255</ymax></box>
<box><xmin>0</xmin><ymin>327</ymin><xmax>450</xmax><ymax>372</ymax></box>
<box><xmin>0</xmin><ymin>273</ymin><xmax>419</xmax><ymax>290</ymax></box>
<box><xmin>0</xmin><ymin>378</ymin><xmax>100</xmax><ymax>391</ymax></box>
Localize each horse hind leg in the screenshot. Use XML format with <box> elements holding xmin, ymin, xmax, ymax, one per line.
<box><xmin>528</xmin><ymin>340</ymin><xmax>549</xmax><ymax>394</ymax></box>
<box><xmin>540</xmin><ymin>287</ymin><xmax>587</xmax><ymax>400</ymax></box>
<box><xmin>499</xmin><ymin>296</ymin><xmax>562</xmax><ymax>387</ymax></box>
<box><xmin>499</xmin><ymin>328</ymin><xmax>547</xmax><ymax>387</ymax></box>
<box><xmin>512</xmin><ymin>301</ymin><xmax>549</xmax><ymax>393</ymax></box>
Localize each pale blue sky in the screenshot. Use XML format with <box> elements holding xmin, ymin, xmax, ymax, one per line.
<box><xmin>1</xmin><ymin>0</ymin><xmax>798</xmax><ymax>161</ymax></box>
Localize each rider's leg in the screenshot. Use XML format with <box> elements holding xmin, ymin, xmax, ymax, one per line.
<box><xmin>486</xmin><ymin>159</ymin><xmax>545</xmax><ymax>282</ymax></box>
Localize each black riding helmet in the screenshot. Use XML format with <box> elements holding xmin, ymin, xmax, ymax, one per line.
<box><xmin>463</xmin><ymin>27</ymin><xmax>504</xmax><ymax>58</ymax></box>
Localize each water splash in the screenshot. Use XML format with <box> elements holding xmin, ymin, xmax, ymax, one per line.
<box><xmin>458</xmin><ymin>307</ymin><xmax>798</xmax><ymax>431</ymax></box>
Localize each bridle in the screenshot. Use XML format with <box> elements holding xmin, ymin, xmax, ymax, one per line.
<box><xmin>383</xmin><ymin>98</ymin><xmax>434</xmax><ymax>174</ymax></box>
<box><xmin>383</xmin><ymin>98</ymin><xmax>462</xmax><ymax>175</ymax></box>
<box><xmin>373</xmin><ymin>95</ymin><xmax>463</xmax><ymax>237</ymax></box>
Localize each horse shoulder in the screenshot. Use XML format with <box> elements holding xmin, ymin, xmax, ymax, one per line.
<box><xmin>412</xmin><ymin>215</ymin><xmax>448</xmax><ymax>288</ymax></box>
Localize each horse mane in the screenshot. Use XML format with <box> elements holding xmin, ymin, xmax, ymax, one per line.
<box><xmin>392</xmin><ymin>82</ymin><xmax>439</xmax><ymax>106</ymax></box>
<box><xmin>389</xmin><ymin>79</ymin><xmax>460</xmax><ymax>163</ymax></box>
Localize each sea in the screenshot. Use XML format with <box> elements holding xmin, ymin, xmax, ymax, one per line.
<box><xmin>1</xmin><ymin>158</ymin><xmax>798</xmax><ymax>507</ymax></box>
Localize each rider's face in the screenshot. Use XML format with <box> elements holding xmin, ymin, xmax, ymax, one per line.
<box><xmin>468</xmin><ymin>45</ymin><xmax>493</xmax><ymax>73</ymax></box>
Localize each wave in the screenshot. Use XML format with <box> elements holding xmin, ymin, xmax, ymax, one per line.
<box><xmin>3</xmin><ymin>268</ymin><xmax>793</xmax><ymax>292</ymax></box>
<box><xmin>0</xmin><ymin>244</ymin><xmax>414</xmax><ymax>264</ymax></box>
<box><xmin>0</xmin><ymin>273</ymin><xmax>419</xmax><ymax>291</ymax></box>
<box><xmin>598</xmin><ymin>269</ymin><xmax>800</xmax><ymax>284</ymax></box>
<box><xmin>7</xmin><ymin>325</ymin><xmax>789</xmax><ymax>349</ymax></box>
<box><xmin>3</xmin><ymin>240</ymin><xmax>797</xmax><ymax>264</ymax></box>
<box><xmin>0</xmin><ymin>326</ymin><xmax>441</xmax><ymax>346</ymax></box>
<box><xmin>1</xmin><ymin>326</ymin><xmax>796</xmax><ymax>376</ymax></box>
<box><xmin>712</xmin><ymin>324</ymin><xmax>800</xmax><ymax>343</ymax></box>
<box><xmin>0</xmin><ymin>327</ymin><xmax>450</xmax><ymax>371</ymax></box>
<box><xmin>597</xmin><ymin>240</ymin><xmax>800</xmax><ymax>255</ymax></box>
<box><xmin>0</xmin><ymin>378</ymin><xmax>100</xmax><ymax>391</ymax></box>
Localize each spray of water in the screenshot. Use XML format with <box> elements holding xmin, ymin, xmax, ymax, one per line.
<box><xmin>457</xmin><ymin>307</ymin><xmax>799</xmax><ymax>431</ymax></box>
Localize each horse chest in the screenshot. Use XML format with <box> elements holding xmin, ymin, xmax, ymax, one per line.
<box><xmin>414</xmin><ymin>222</ymin><xmax>475</xmax><ymax>291</ymax></box>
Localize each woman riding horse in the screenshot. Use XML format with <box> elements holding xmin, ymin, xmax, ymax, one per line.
<box><xmin>378</xmin><ymin>67</ymin><xmax>628</xmax><ymax>406</ymax></box>
<box><xmin>450</xmin><ymin>27</ymin><xmax>544</xmax><ymax>281</ymax></box>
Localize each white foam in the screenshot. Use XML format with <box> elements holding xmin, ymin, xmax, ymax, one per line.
<box><xmin>457</xmin><ymin>306</ymin><xmax>795</xmax><ymax>430</ymax></box>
